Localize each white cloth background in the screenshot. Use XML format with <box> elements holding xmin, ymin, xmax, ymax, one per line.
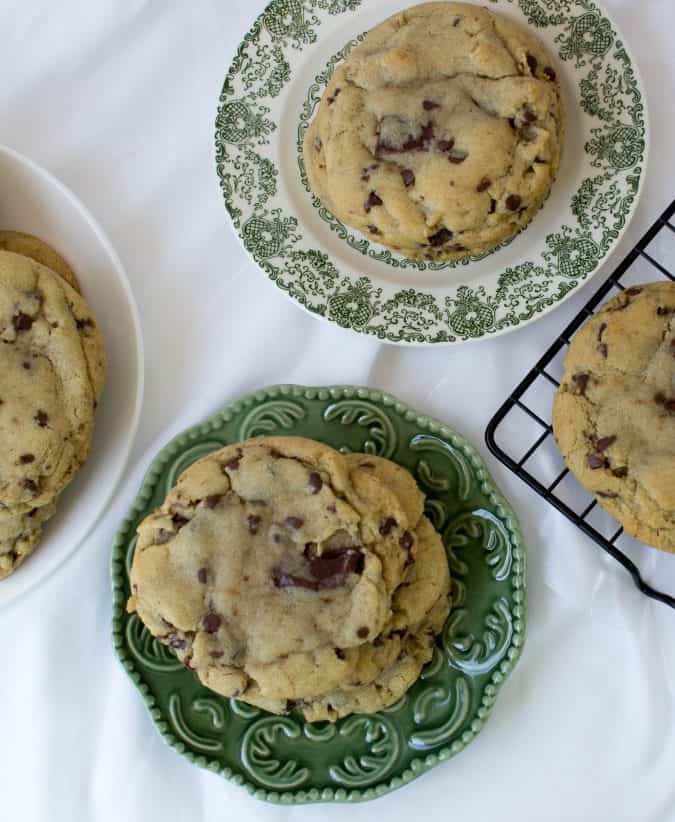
<box><xmin>2</xmin><ymin>1</ymin><xmax>675</xmax><ymax>820</ymax></box>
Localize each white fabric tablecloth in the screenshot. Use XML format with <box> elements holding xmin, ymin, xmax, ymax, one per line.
<box><xmin>2</xmin><ymin>2</ymin><xmax>675</xmax><ymax>820</ymax></box>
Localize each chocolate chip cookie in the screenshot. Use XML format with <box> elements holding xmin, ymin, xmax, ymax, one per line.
<box><xmin>0</xmin><ymin>231</ymin><xmax>80</xmax><ymax>292</ymax></box>
<box><xmin>0</xmin><ymin>250</ymin><xmax>106</xmax><ymax>577</ymax></box>
<box><xmin>128</xmin><ymin>437</ymin><xmax>451</xmax><ymax>721</ymax></box>
<box><xmin>303</xmin><ymin>2</ymin><xmax>562</xmax><ymax>261</ymax></box>
<box><xmin>553</xmin><ymin>282</ymin><xmax>675</xmax><ymax>553</ymax></box>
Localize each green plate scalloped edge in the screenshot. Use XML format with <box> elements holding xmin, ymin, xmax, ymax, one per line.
<box><xmin>111</xmin><ymin>385</ymin><xmax>526</xmax><ymax>803</ymax></box>
<box><xmin>215</xmin><ymin>0</ymin><xmax>648</xmax><ymax>345</ymax></box>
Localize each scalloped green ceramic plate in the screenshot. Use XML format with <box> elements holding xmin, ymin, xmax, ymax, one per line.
<box><xmin>215</xmin><ymin>0</ymin><xmax>647</xmax><ymax>344</ymax></box>
<box><xmin>112</xmin><ymin>385</ymin><xmax>526</xmax><ymax>803</ymax></box>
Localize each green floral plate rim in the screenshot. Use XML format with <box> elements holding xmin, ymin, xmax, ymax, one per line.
<box><xmin>215</xmin><ymin>0</ymin><xmax>648</xmax><ymax>345</ymax></box>
<box><xmin>111</xmin><ymin>384</ymin><xmax>526</xmax><ymax>803</ymax></box>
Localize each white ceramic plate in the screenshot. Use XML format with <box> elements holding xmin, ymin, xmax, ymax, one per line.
<box><xmin>0</xmin><ymin>144</ymin><xmax>144</xmax><ymax>606</ymax></box>
<box><xmin>216</xmin><ymin>0</ymin><xmax>648</xmax><ymax>344</ymax></box>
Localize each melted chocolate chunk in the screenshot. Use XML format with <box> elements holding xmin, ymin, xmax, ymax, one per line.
<box><xmin>308</xmin><ymin>471</ymin><xmax>323</xmax><ymax>495</ymax></box>
<box><xmin>246</xmin><ymin>514</ymin><xmax>261</xmax><ymax>534</ymax></box>
<box><xmin>543</xmin><ymin>66</ymin><xmax>556</xmax><ymax>81</ymax></box>
<box><xmin>448</xmin><ymin>151</ymin><xmax>468</xmax><ymax>164</ymax></box>
<box><xmin>285</xmin><ymin>515</ymin><xmax>304</xmax><ymax>530</ymax></box>
<box><xmin>13</xmin><ymin>312</ymin><xmax>33</xmax><ymax>332</ymax></box>
<box><xmin>526</xmin><ymin>53</ymin><xmax>538</xmax><ymax>73</ymax></box>
<box><xmin>437</xmin><ymin>138</ymin><xmax>455</xmax><ymax>153</ymax></box>
<box><xmin>423</xmin><ymin>100</ymin><xmax>440</xmax><ymax>110</ymax></box>
<box><xmin>587</xmin><ymin>454</ymin><xmax>607</xmax><ymax>470</ymax></box>
<box><xmin>505</xmin><ymin>194</ymin><xmax>522</xmax><ymax>211</ymax></box>
<box><xmin>596</xmin><ymin>435</ymin><xmax>616</xmax><ymax>452</ymax></box>
<box><xmin>379</xmin><ymin>517</ymin><xmax>398</xmax><ymax>536</ymax></box>
<box><xmin>399</xmin><ymin>531</ymin><xmax>414</xmax><ymax>550</ymax></box>
<box><xmin>364</xmin><ymin>191</ymin><xmax>383</xmax><ymax>213</ymax></box>
<box><xmin>476</xmin><ymin>177</ymin><xmax>491</xmax><ymax>192</ymax></box>
<box><xmin>19</xmin><ymin>454</ymin><xmax>35</xmax><ymax>464</ymax></box>
<box><xmin>224</xmin><ymin>455</ymin><xmax>241</xmax><ymax>471</ymax></box>
<box><xmin>308</xmin><ymin>547</ymin><xmax>364</xmax><ymax>581</ymax></box>
<box><xmin>401</xmin><ymin>169</ymin><xmax>415</xmax><ymax>188</ymax></box>
<box><xmin>202</xmin><ymin>612</ymin><xmax>222</xmax><ymax>633</ymax></box>
<box><xmin>197</xmin><ymin>567</ymin><xmax>208</xmax><ymax>584</ymax></box>
<box><xmin>572</xmin><ymin>373</ymin><xmax>589</xmax><ymax>395</ymax></box>
<box><xmin>612</xmin><ymin>466</ymin><xmax>628</xmax><ymax>478</ymax></box>
<box><xmin>665</xmin><ymin>399</ymin><xmax>675</xmax><ymax>414</ymax></box>
<box><xmin>172</xmin><ymin>513</ymin><xmax>189</xmax><ymax>528</ymax></box>
<box><xmin>428</xmin><ymin>227</ymin><xmax>453</xmax><ymax>247</ymax></box>
<box><xmin>272</xmin><ymin>568</ymin><xmax>318</xmax><ymax>591</ymax></box>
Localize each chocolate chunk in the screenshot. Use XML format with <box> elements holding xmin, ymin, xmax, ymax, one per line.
<box><xmin>171</xmin><ymin>513</ymin><xmax>189</xmax><ymax>528</ymax></box>
<box><xmin>572</xmin><ymin>373</ymin><xmax>589</xmax><ymax>394</ymax></box>
<box><xmin>202</xmin><ymin>612</ymin><xmax>221</xmax><ymax>633</ymax></box>
<box><xmin>334</xmin><ymin>648</ymin><xmax>346</xmax><ymax>660</ymax></box>
<box><xmin>437</xmin><ymin>138</ymin><xmax>455</xmax><ymax>153</ymax></box>
<box><xmin>308</xmin><ymin>547</ymin><xmax>364</xmax><ymax>581</ymax></box>
<box><xmin>210</xmin><ymin>651</ymin><xmax>224</xmax><ymax>659</ymax></box>
<box><xmin>19</xmin><ymin>454</ymin><xmax>35</xmax><ymax>464</ymax></box>
<box><xmin>203</xmin><ymin>495</ymin><xmax>223</xmax><ymax>509</ymax></box>
<box><xmin>423</xmin><ymin>100</ymin><xmax>440</xmax><ymax>110</ymax></box>
<box><xmin>489</xmin><ymin>198</ymin><xmax>497</xmax><ymax>214</ymax></box>
<box><xmin>523</xmin><ymin>107</ymin><xmax>537</xmax><ymax>123</ymax></box>
<box><xmin>327</xmin><ymin>88</ymin><xmax>341</xmax><ymax>105</ymax></box>
<box><xmin>379</xmin><ymin>517</ymin><xmax>398</xmax><ymax>536</ymax></box>
<box><xmin>22</xmin><ymin>362</ymin><xmax>31</xmax><ymax>370</ymax></box>
<box><xmin>246</xmin><ymin>514</ymin><xmax>261</xmax><ymax>534</ymax></box>
<box><xmin>197</xmin><ymin>567</ymin><xmax>208</xmax><ymax>584</ymax></box>
<box><xmin>428</xmin><ymin>227</ymin><xmax>453</xmax><ymax>247</ymax></box>
<box><xmin>364</xmin><ymin>191</ymin><xmax>383</xmax><ymax>213</ymax></box>
<box><xmin>303</xmin><ymin>542</ymin><xmax>318</xmax><ymax>559</ymax></box>
<box><xmin>326</xmin><ymin>503</ymin><xmax>337</xmax><ymax>513</ymax></box>
<box><xmin>308</xmin><ymin>471</ymin><xmax>323</xmax><ymax>494</ymax></box>
<box><xmin>612</xmin><ymin>466</ymin><xmax>628</xmax><ymax>478</ymax></box>
<box><xmin>28</xmin><ymin>508</ymin><xmax>38</xmax><ymax>518</ymax></box>
<box><xmin>399</xmin><ymin>531</ymin><xmax>414</xmax><ymax>550</ymax></box>
<box><xmin>448</xmin><ymin>151</ymin><xmax>468</xmax><ymax>164</ymax></box>
<box><xmin>596</xmin><ymin>436</ymin><xmax>617</xmax><ymax>452</ymax></box>
<box><xmin>654</xmin><ymin>392</ymin><xmax>666</xmax><ymax>405</ymax></box>
<box><xmin>23</xmin><ymin>478</ymin><xmax>38</xmax><ymax>494</ymax></box>
<box><xmin>286</xmin><ymin>700</ymin><xmax>298</xmax><ymax>712</ymax></box>
<box><xmin>666</xmin><ymin>399</ymin><xmax>675</xmax><ymax>414</ymax></box>
<box><xmin>476</xmin><ymin>177</ymin><xmax>491</xmax><ymax>192</ymax></box>
<box><xmin>656</xmin><ymin>306</ymin><xmax>671</xmax><ymax>316</ymax></box>
<box><xmin>224</xmin><ymin>455</ymin><xmax>241</xmax><ymax>471</ymax></box>
<box><xmin>285</xmin><ymin>516</ymin><xmax>304</xmax><ymax>530</ymax></box>
<box><xmin>453</xmin><ymin>16</ymin><xmax>461</xmax><ymax>26</ymax></box>
<box><xmin>625</xmin><ymin>286</ymin><xmax>642</xmax><ymax>297</ymax></box>
<box><xmin>587</xmin><ymin>454</ymin><xmax>607</xmax><ymax>469</ymax></box>
<box><xmin>76</xmin><ymin>318</ymin><xmax>94</xmax><ymax>331</ymax></box>
<box><xmin>597</xmin><ymin>343</ymin><xmax>608</xmax><ymax>358</ymax></box>
<box><xmin>526</xmin><ymin>53</ymin><xmax>538</xmax><ymax>73</ymax></box>
<box><xmin>367</xmin><ymin>225</ymin><xmax>380</xmax><ymax>235</ymax></box>
<box><xmin>401</xmin><ymin>169</ymin><xmax>415</xmax><ymax>188</ymax></box>
<box><xmin>597</xmin><ymin>322</ymin><xmax>607</xmax><ymax>342</ymax></box>
<box><xmin>272</xmin><ymin>567</ymin><xmax>318</xmax><ymax>591</ymax></box>
<box><xmin>508</xmin><ymin>117</ymin><xmax>517</xmax><ymax>130</ymax></box>
<box><xmin>13</xmin><ymin>312</ymin><xmax>33</xmax><ymax>332</ymax></box>
<box><xmin>505</xmin><ymin>194</ymin><xmax>522</xmax><ymax>211</ymax></box>
<box><xmin>356</xmin><ymin>626</ymin><xmax>369</xmax><ymax>639</ymax></box>
<box><xmin>169</xmin><ymin>638</ymin><xmax>186</xmax><ymax>649</ymax></box>
<box><xmin>543</xmin><ymin>66</ymin><xmax>556</xmax><ymax>81</ymax></box>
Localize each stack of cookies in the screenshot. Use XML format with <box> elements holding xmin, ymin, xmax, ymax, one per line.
<box><xmin>0</xmin><ymin>233</ymin><xmax>106</xmax><ymax>578</ymax></box>
<box><xmin>128</xmin><ymin>436</ymin><xmax>451</xmax><ymax>722</ymax></box>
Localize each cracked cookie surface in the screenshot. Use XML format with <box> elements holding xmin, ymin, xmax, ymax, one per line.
<box><xmin>553</xmin><ymin>282</ymin><xmax>675</xmax><ymax>553</ymax></box>
<box><xmin>128</xmin><ymin>437</ymin><xmax>451</xmax><ymax>721</ymax></box>
<box><xmin>303</xmin><ymin>1</ymin><xmax>562</xmax><ymax>261</ymax></box>
<box><xmin>0</xmin><ymin>250</ymin><xmax>106</xmax><ymax>577</ymax></box>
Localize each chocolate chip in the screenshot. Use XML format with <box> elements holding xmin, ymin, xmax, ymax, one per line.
<box><xmin>359</xmin><ymin>462</ymin><xmax>375</xmax><ymax>469</ymax></box>
<box><xmin>23</xmin><ymin>478</ymin><xmax>38</xmax><ymax>493</ymax></box>
<box><xmin>224</xmin><ymin>455</ymin><xmax>241</xmax><ymax>471</ymax></box>
<box><xmin>246</xmin><ymin>514</ymin><xmax>261</xmax><ymax>534</ymax></box>
<box><xmin>303</xmin><ymin>542</ymin><xmax>318</xmax><ymax>559</ymax></box>
<box><xmin>526</xmin><ymin>53</ymin><xmax>538</xmax><ymax>73</ymax></box>
<box><xmin>183</xmin><ymin>656</ymin><xmax>194</xmax><ymax>670</ymax></box>
<box><xmin>326</xmin><ymin>503</ymin><xmax>337</xmax><ymax>513</ymax></box>
<box><xmin>453</xmin><ymin>16</ymin><xmax>461</xmax><ymax>26</ymax></box>
<box><xmin>523</xmin><ymin>107</ymin><xmax>537</xmax><ymax>123</ymax></box>
<box><xmin>450</xmin><ymin>244</ymin><xmax>466</xmax><ymax>252</ymax></box>
<box><xmin>13</xmin><ymin>312</ymin><xmax>33</xmax><ymax>332</ymax></box>
<box><xmin>476</xmin><ymin>177</ymin><xmax>491</xmax><ymax>192</ymax></box>
<box><xmin>356</xmin><ymin>626</ymin><xmax>369</xmax><ymax>639</ymax></box>
<box><xmin>28</xmin><ymin>508</ymin><xmax>38</xmax><ymax>518</ymax></box>
<box><xmin>399</xmin><ymin>531</ymin><xmax>414</xmax><ymax>550</ymax></box>
<box><xmin>612</xmin><ymin>466</ymin><xmax>628</xmax><ymax>478</ymax></box>
<box><xmin>596</xmin><ymin>491</ymin><xmax>618</xmax><ymax>499</ymax></box>
<box><xmin>308</xmin><ymin>547</ymin><xmax>364</xmax><ymax>581</ymax></box>
<box><xmin>361</xmin><ymin>174</ymin><xmax>370</xmax><ymax>182</ymax></box>
<box><xmin>171</xmin><ymin>513</ymin><xmax>189</xmax><ymax>528</ymax></box>
<box><xmin>210</xmin><ymin>651</ymin><xmax>224</xmax><ymax>659</ymax></box>
<box><xmin>401</xmin><ymin>169</ymin><xmax>415</xmax><ymax>188</ymax></box>
<box><xmin>308</xmin><ymin>472</ymin><xmax>322</xmax><ymax>495</ymax></box>
<box><xmin>379</xmin><ymin>517</ymin><xmax>398</xmax><ymax>536</ymax></box>
<box><xmin>597</xmin><ymin>343</ymin><xmax>608</xmax><ymax>358</ymax></box>
<box><xmin>76</xmin><ymin>318</ymin><xmax>94</xmax><ymax>331</ymax></box>
<box><xmin>423</xmin><ymin>100</ymin><xmax>440</xmax><ymax>110</ymax></box>
<box><xmin>572</xmin><ymin>373</ymin><xmax>589</xmax><ymax>395</ymax></box>
<box><xmin>625</xmin><ymin>286</ymin><xmax>642</xmax><ymax>296</ymax></box>
<box><xmin>285</xmin><ymin>516</ymin><xmax>304</xmax><ymax>530</ymax></box>
<box><xmin>448</xmin><ymin>151</ymin><xmax>468</xmax><ymax>164</ymax></box>
<box><xmin>505</xmin><ymin>194</ymin><xmax>522</xmax><ymax>211</ymax></box>
<box><xmin>334</xmin><ymin>648</ymin><xmax>346</xmax><ymax>660</ymax></box>
<box><xmin>327</xmin><ymin>88</ymin><xmax>341</xmax><ymax>105</ymax></box>
<box><xmin>666</xmin><ymin>399</ymin><xmax>675</xmax><ymax>414</ymax></box>
<box><xmin>204</xmin><ymin>495</ymin><xmax>223</xmax><ymax>509</ymax></box>
<box><xmin>587</xmin><ymin>454</ymin><xmax>607</xmax><ymax>470</ymax></box>
<box><xmin>656</xmin><ymin>306</ymin><xmax>671</xmax><ymax>316</ymax></box>
<box><xmin>508</xmin><ymin>117</ymin><xmax>517</xmax><ymax>130</ymax></box>
<box><xmin>654</xmin><ymin>392</ymin><xmax>666</xmax><ymax>404</ymax></box>
<box><xmin>596</xmin><ymin>435</ymin><xmax>616</xmax><ymax>452</ymax></box>
<box><xmin>22</xmin><ymin>362</ymin><xmax>31</xmax><ymax>370</ymax></box>
<box><xmin>197</xmin><ymin>567</ymin><xmax>208</xmax><ymax>584</ymax></box>
<box><xmin>169</xmin><ymin>638</ymin><xmax>186</xmax><ymax>649</ymax></box>
<box><xmin>437</xmin><ymin>138</ymin><xmax>455</xmax><ymax>153</ymax></box>
<box><xmin>202</xmin><ymin>613</ymin><xmax>221</xmax><ymax>633</ymax></box>
<box><xmin>364</xmin><ymin>191</ymin><xmax>383</xmax><ymax>213</ymax></box>
<box><xmin>489</xmin><ymin>198</ymin><xmax>497</xmax><ymax>214</ymax></box>
<box><xmin>428</xmin><ymin>227</ymin><xmax>453</xmax><ymax>247</ymax></box>
<box><xmin>19</xmin><ymin>454</ymin><xmax>35</xmax><ymax>464</ymax></box>
<box><xmin>367</xmin><ymin>225</ymin><xmax>380</xmax><ymax>235</ymax></box>
<box><xmin>597</xmin><ymin>322</ymin><xmax>607</xmax><ymax>342</ymax></box>
<box><xmin>286</xmin><ymin>700</ymin><xmax>298</xmax><ymax>712</ymax></box>
<box><xmin>543</xmin><ymin>66</ymin><xmax>556</xmax><ymax>81</ymax></box>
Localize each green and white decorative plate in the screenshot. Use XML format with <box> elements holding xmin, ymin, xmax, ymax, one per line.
<box><xmin>112</xmin><ymin>385</ymin><xmax>525</xmax><ymax>803</ymax></box>
<box><xmin>215</xmin><ymin>0</ymin><xmax>647</xmax><ymax>344</ymax></box>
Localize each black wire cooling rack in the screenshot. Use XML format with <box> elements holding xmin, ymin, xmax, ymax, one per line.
<box><xmin>485</xmin><ymin>199</ymin><xmax>675</xmax><ymax>610</ymax></box>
